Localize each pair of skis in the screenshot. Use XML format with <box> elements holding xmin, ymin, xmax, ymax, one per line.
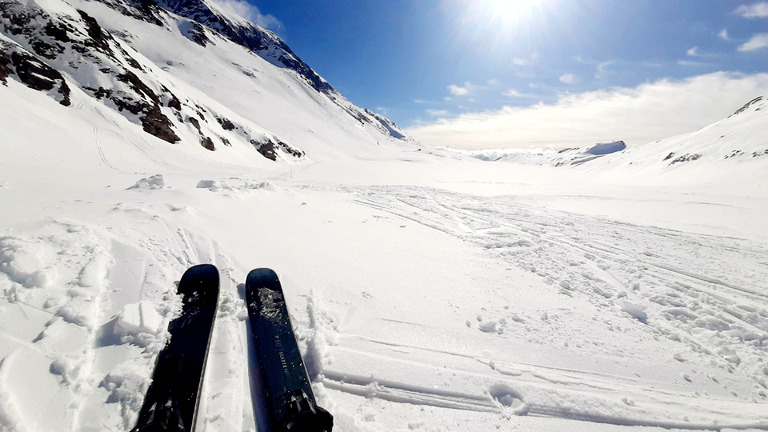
<box><xmin>131</xmin><ymin>265</ymin><xmax>333</xmax><ymax>432</ymax></box>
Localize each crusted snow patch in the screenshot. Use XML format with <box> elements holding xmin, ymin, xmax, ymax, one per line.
<box><xmin>196</xmin><ymin>179</ymin><xmax>230</xmax><ymax>191</ymax></box>
<box><xmin>127</xmin><ymin>174</ymin><xmax>168</xmax><ymax>190</ymax></box>
<box><xmin>111</xmin><ymin>301</ymin><xmax>164</xmax><ymax>347</ymax></box>
<box><xmin>0</xmin><ymin>355</ymin><xmax>25</xmax><ymax>432</ymax></box>
<box><xmin>0</xmin><ymin>237</ymin><xmax>57</xmax><ymax>289</ymax></box>
<box><xmin>620</xmin><ymin>301</ymin><xmax>648</xmax><ymax>323</ymax></box>
<box><xmin>100</xmin><ymin>366</ymin><xmax>148</xmax><ymax>424</ymax></box>
<box><xmin>478</xmin><ymin>320</ymin><xmax>500</xmax><ymax>333</ymax></box>
<box><xmin>197</xmin><ymin>178</ymin><xmax>276</xmax><ymax>193</ymax></box>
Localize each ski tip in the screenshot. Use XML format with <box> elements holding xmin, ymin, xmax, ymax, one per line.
<box><xmin>246</xmin><ymin>268</ymin><xmax>280</xmax><ymax>290</ymax></box>
<box><xmin>178</xmin><ymin>264</ymin><xmax>220</xmax><ymax>298</ymax></box>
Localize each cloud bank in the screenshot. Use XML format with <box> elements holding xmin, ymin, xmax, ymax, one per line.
<box><xmin>407</xmin><ymin>72</ymin><xmax>768</xmax><ymax>149</ymax></box>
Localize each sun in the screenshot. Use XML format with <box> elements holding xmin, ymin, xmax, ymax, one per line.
<box><xmin>455</xmin><ymin>0</ymin><xmax>551</xmax><ymax>52</ymax></box>
<box><xmin>477</xmin><ymin>0</ymin><xmax>547</xmax><ymax>24</ymax></box>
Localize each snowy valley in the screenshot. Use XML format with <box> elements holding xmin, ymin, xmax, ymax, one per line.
<box><xmin>1</xmin><ymin>0</ymin><xmax>768</xmax><ymax>431</ymax></box>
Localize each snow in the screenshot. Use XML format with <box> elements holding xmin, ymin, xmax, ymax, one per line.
<box><xmin>2</xmin><ymin>78</ymin><xmax>767</xmax><ymax>430</ymax></box>
<box><xmin>586</xmin><ymin>141</ymin><xmax>627</xmax><ymax>155</ymax></box>
<box><xmin>1</xmin><ymin>0</ymin><xmax>768</xmax><ymax>430</ymax></box>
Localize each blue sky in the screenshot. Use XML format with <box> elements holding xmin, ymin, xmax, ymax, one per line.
<box><xmin>244</xmin><ymin>0</ymin><xmax>768</xmax><ymax>148</ymax></box>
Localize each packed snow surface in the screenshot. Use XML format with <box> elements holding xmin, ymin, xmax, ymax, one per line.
<box><xmin>1</xmin><ymin>78</ymin><xmax>768</xmax><ymax>432</ymax></box>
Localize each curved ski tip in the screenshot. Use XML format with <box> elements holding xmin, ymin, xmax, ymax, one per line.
<box><xmin>178</xmin><ymin>264</ymin><xmax>220</xmax><ymax>297</ymax></box>
<box><xmin>246</xmin><ymin>268</ymin><xmax>280</xmax><ymax>290</ymax></box>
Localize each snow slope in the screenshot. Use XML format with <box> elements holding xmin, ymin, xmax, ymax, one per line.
<box><xmin>2</xmin><ymin>1</ymin><xmax>768</xmax><ymax>430</ymax></box>
<box><xmin>0</xmin><ymin>0</ymin><xmax>413</xmax><ymax>164</ymax></box>
<box><xmin>462</xmin><ymin>97</ymin><xmax>768</xmax><ymax>178</ymax></box>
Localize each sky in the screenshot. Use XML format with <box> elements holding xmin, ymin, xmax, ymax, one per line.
<box><xmin>240</xmin><ymin>0</ymin><xmax>768</xmax><ymax>149</ymax></box>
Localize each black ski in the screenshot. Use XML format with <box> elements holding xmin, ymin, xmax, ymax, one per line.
<box><xmin>246</xmin><ymin>268</ymin><xmax>333</xmax><ymax>432</ymax></box>
<box><xmin>132</xmin><ymin>264</ymin><xmax>220</xmax><ymax>432</ymax></box>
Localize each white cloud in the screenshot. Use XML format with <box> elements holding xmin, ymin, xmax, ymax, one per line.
<box><xmin>447</xmin><ymin>81</ymin><xmax>491</xmax><ymax>97</ymax></box>
<box><xmin>687</xmin><ymin>46</ymin><xmax>699</xmax><ymax>56</ymax></box>
<box><xmin>595</xmin><ymin>61</ymin><xmax>615</xmax><ymax>79</ymax></box>
<box><xmin>406</xmin><ymin>72</ymin><xmax>768</xmax><ymax>149</ymax></box>
<box><xmin>512</xmin><ymin>54</ymin><xmax>538</xmax><ymax>67</ymax></box>
<box><xmin>503</xmin><ymin>88</ymin><xmax>539</xmax><ymax>99</ymax></box>
<box><xmin>719</xmin><ymin>28</ymin><xmax>730</xmax><ymax>40</ymax></box>
<box><xmin>559</xmin><ymin>73</ymin><xmax>577</xmax><ymax>84</ymax></box>
<box><xmin>448</xmin><ymin>83</ymin><xmax>471</xmax><ymax>96</ymax></box>
<box><xmin>427</xmin><ymin>109</ymin><xmax>451</xmax><ymax>117</ymax></box>
<box><xmin>738</xmin><ymin>33</ymin><xmax>768</xmax><ymax>51</ymax></box>
<box><xmin>735</xmin><ymin>2</ymin><xmax>768</xmax><ymax>18</ymax></box>
<box><xmin>214</xmin><ymin>0</ymin><xmax>282</xmax><ymax>30</ymax></box>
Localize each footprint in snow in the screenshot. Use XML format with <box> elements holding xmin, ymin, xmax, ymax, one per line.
<box><xmin>488</xmin><ymin>383</ymin><xmax>528</xmax><ymax>415</ymax></box>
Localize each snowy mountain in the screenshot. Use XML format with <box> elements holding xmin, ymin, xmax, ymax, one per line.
<box><xmin>463</xmin><ymin>96</ymin><xmax>768</xmax><ymax>175</ymax></box>
<box><xmin>0</xmin><ymin>0</ymin><xmax>413</xmax><ymax>162</ymax></box>
<box><xmin>2</xmin><ymin>2</ymin><xmax>768</xmax><ymax>432</ymax></box>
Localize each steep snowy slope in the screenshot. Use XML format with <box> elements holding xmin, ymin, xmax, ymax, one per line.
<box><xmin>0</xmin><ymin>0</ymin><xmax>413</xmax><ymax>163</ymax></box>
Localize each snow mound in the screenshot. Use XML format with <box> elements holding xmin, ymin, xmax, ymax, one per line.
<box><xmin>619</xmin><ymin>301</ymin><xmax>648</xmax><ymax>323</ymax></box>
<box><xmin>196</xmin><ymin>179</ymin><xmax>232</xmax><ymax>192</ymax></box>
<box><xmin>197</xmin><ymin>178</ymin><xmax>277</xmax><ymax>194</ymax></box>
<box><xmin>113</xmin><ymin>301</ymin><xmax>164</xmax><ymax>340</ymax></box>
<box><xmin>585</xmin><ymin>140</ymin><xmax>626</xmax><ymax>155</ymax></box>
<box><xmin>0</xmin><ymin>236</ymin><xmax>56</xmax><ymax>289</ymax></box>
<box><xmin>127</xmin><ymin>175</ymin><xmax>168</xmax><ymax>190</ymax></box>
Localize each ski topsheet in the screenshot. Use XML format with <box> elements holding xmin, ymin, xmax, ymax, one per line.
<box><xmin>132</xmin><ymin>264</ymin><xmax>220</xmax><ymax>432</ymax></box>
<box><xmin>246</xmin><ymin>268</ymin><xmax>333</xmax><ymax>432</ymax></box>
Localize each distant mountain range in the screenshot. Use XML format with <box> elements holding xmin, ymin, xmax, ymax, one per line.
<box><xmin>0</xmin><ymin>0</ymin><xmax>413</xmax><ymax>161</ymax></box>
<box><xmin>460</xmin><ymin>96</ymin><xmax>767</xmax><ymax>172</ymax></box>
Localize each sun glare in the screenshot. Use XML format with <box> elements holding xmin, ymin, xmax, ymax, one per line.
<box><xmin>456</xmin><ymin>0</ymin><xmax>551</xmax><ymax>52</ymax></box>
<box><xmin>478</xmin><ymin>0</ymin><xmax>546</xmax><ymax>24</ymax></box>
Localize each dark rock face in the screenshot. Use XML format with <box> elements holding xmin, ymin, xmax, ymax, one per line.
<box><xmin>669</xmin><ymin>153</ymin><xmax>701</xmax><ymax>165</ymax></box>
<box><xmin>250</xmin><ymin>137</ymin><xmax>303</xmax><ymax>161</ymax></box>
<box><xmin>0</xmin><ymin>45</ymin><xmax>71</xmax><ymax>105</ymax></box>
<box><xmin>0</xmin><ymin>2</ymin><xmax>182</xmax><ymax>142</ymax></box>
<box><xmin>0</xmin><ymin>49</ymin><xmax>13</xmax><ymax>84</ymax></box>
<box><xmin>731</xmin><ymin>96</ymin><xmax>763</xmax><ymax>117</ymax></box>
<box><xmin>216</xmin><ymin>116</ymin><xmax>235</xmax><ymax>131</ymax></box>
<box><xmin>142</xmin><ymin>105</ymin><xmax>181</xmax><ymax>143</ymax></box>
<box><xmin>201</xmin><ymin>135</ymin><xmax>215</xmax><ymax>150</ymax></box>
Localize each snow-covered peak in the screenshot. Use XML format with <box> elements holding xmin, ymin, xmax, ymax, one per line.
<box><xmin>154</xmin><ymin>0</ymin><xmax>334</xmax><ymax>94</ymax></box>
<box><xmin>730</xmin><ymin>95</ymin><xmax>765</xmax><ymax>117</ymax></box>
<box><xmin>0</xmin><ymin>0</ymin><xmax>413</xmax><ymax>164</ymax></box>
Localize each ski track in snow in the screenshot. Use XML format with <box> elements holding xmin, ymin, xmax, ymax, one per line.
<box><xmin>310</xmin><ymin>184</ymin><xmax>768</xmax><ymax>430</ymax></box>
<box><xmin>1</xmin><ymin>177</ymin><xmax>767</xmax><ymax>431</ymax></box>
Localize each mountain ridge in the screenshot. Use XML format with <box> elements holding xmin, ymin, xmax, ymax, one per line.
<box><xmin>0</xmin><ymin>0</ymin><xmax>413</xmax><ymax>162</ymax></box>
